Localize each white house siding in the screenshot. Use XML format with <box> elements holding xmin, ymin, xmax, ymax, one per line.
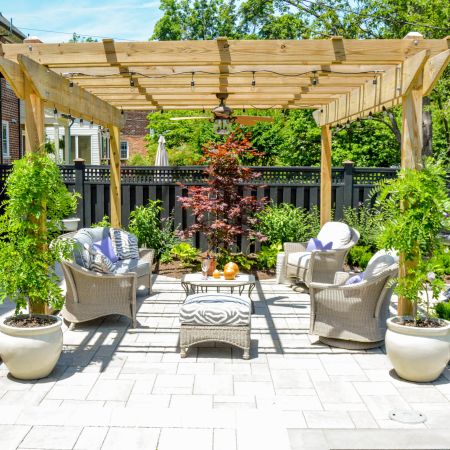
<box><xmin>45</xmin><ymin>123</ymin><xmax>101</xmax><ymax>165</ymax></box>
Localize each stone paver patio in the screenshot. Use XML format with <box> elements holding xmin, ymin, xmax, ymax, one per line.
<box><xmin>0</xmin><ymin>276</ymin><xmax>449</xmax><ymax>450</ymax></box>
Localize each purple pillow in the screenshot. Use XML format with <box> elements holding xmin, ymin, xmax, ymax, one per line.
<box><xmin>93</xmin><ymin>237</ymin><xmax>118</xmax><ymax>263</ymax></box>
<box><xmin>306</xmin><ymin>238</ymin><xmax>333</xmax><ymax>252</ymax></box>
<box><xmin>345</xmin><ymin>272</ymin><xmax>365</xmax><ymax>285</ymax></box>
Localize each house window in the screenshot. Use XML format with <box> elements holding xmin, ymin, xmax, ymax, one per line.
<box><xmin>120</xmin><ymin>141</ymin><xmax>129</xmax><ymax>160</ymax></box>
<box><xmin>2</xmin><ymin>121</ymin><xmax>9</xmax><ymax>157</ymax></box>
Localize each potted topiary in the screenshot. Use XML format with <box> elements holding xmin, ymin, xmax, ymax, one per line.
<box><xmin>376</xmin><ymin>158</ymin><xmax>450</xmax><ymax>382</ymax></box>
<box><xmin>0</xmin><ymin>152</ymin><xmax>78</xmax><ymax>380</ymax></box>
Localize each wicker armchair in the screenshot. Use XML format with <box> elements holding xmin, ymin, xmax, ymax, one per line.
<box><xmin>284</xmin><ymin>222</ymin><xmax>360</xmax><ymax>287</ymax></box>
<box><xmin>60</xmin><ymin>228</ymin><xmax>154</xmax><ymax>328</ymax></box>
<box><xmin>309</xmin><ymin>251</ymin><xmax>399</xmax><ymax>349</ymax></box>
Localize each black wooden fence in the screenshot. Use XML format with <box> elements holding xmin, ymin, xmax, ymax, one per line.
<box><xmin>0</xmin><ymin>161</ymin><xmax>401</xmax><ymax>250</ymax></box>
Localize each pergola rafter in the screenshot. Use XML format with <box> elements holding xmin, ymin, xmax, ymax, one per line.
<box><xmin>0</xmin><ymin>36</ymin><xmax>448</xmax><ymax>317</ymax></box>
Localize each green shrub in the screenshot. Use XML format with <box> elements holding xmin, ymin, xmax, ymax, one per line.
<box><xmin>217</xmin><ymin>249</ymin><xmax>255</xmax><ymax>271</ymax></box>
<box><xmin>256</xmin><ymin>203</ymin><xmax>321</xmax><ymax>245</ymax></box>
<box><xmin>435</xmin><ymin>249</ymin><xmax>450</xmax><ymax>274</ymax></box>
<box><xmin>347</xmin><ymin>245</ymin><xmax>374</xmax><ymax>269</ymax></box>
<box><xmin>256</xmin><ymin>243</ymin><xmax>281</xmax><ymax>270</ymax></box>
<box><xmin>434</xmin><ymin>302</ymin><xmax>450</xmax><ymax>320</ymax></box>
<box><xmin>129</xmin><ymin>200</ymin><xmax>178</xmax><ymax>259</ymax></box>
<box><xmin>171</xmin><ymin>242</ymin><xmax>200</xmax><ymax>267</ymax></box>
<box><xmin>343</xmin><ymin>204</ymin><xmax>382</xmax><ymax>250</ymax></box>
<box><xmin>91</xmin><ymin>215</ymin><xmax>111</xmax><ymax>228</ymax></box>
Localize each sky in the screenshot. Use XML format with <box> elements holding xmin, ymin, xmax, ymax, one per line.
<box><xmin>2</xmin><ymin>0</ymin><xmax>163</xmax><ymax>42</ymax></box>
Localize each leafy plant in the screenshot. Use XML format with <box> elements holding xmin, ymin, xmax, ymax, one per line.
<box><xmin>347</xmin><ymin>245</ymin><xmax>374</xmax><ymax>270</ymax></box>
<box><xmin>178</xmin><ymin>133</ymin><xmax>267</xmax><ymax>252</ymax></box>
<box><xmin>256</xmin><ymin>203</ymin><xmax>321</xmax><ymax>245</ymax></box>
<box><xmin>434</xmin><ymin>301</ymin><xmax>450</xmax><ymax>321</ymax></box>
<box><xmin>0</xmin><ymin>153</ymin><xmax>78</xmax><ymax>314</ymax></box>
<box><xmin>91</xmin><ymin>215</ymin><xmax>111</xmax><ymax>228</ymax></box>
<box><xmin>129</xmin><ymin>200</ymin><xmax>179</xmax><ymax>259</ymax></box>
<box><xmin>375</xmin><ymin>158</ymin><xmax>450</xmax><ymax>322</ymax></box>
<box><xmin>217</xmin><ymin>249</ymin><xmax>255</xmax><ymax>272</ymax></box>
<box><xmin>170</xmin><ymin>242</ymin><xmax>200</xmax><ymax>267</ymax></box>
<box><xmin>256</xmin><ymin>243</ymin><xmax>281</xmax><ymax>270</ymax></box>
<box><xmin>343</xmin><ymin>204</ymin><xmax>382</xmax><ymax>250</ymax></box>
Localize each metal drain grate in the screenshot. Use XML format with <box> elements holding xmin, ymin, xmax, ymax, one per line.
<box><xmin>389</xmin><ymin>409</ymin><xmax>426</xmax><ymax>424</ymax></box>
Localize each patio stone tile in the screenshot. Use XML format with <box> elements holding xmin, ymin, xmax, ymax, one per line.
<box><xmin>0</xmin><ymin>405</ymin><xmax>23</xmax><ymax>424</ymax></box>
<box><xmin>152</xmin><ymin>386</ymin><xmax>193</xmax><ymax>395</ymax></box>
<box><xmin>256</xmin><ymin>395</ymin><xmax>322</xmax><ymax>411</ymax></box>
<box><xmin>157</xmin><ymin>428</ymin><xmax>212</xmax><ymax>450</ymax></box>
<box><xmin>349</xmin><ymin>410</ymin><xmax>379</xmax><ymax>428</ymax></box>
<box><xmin>319</xmin><ymin>354</ymin><xmax>366</xmax><ymax>377</ymax></box>
<box><xmin>58</xmin><ymin>368</ymin><xmax>100</xmax><ymax>386</ymax></box>
<box><xmin>322</xmin><ymin>402</ymin><xmax>368</xmax><ymax>411</ymax></box>
<box><xmin>353</xmin><ymin>381</ymin><xmax>399</xmax><ymax>396</ymax></box>
<box><xmin>170</xmin><ymin>394</ymin><xmax>213</xmax><ymax>409</ymax></box>
<box><xmin>303</xmin><ymin>411</ymin><xmax>355</xmax><ymax>429</ymax></box>
<box><xmin>361</xmin><ymin>394</ymin><xmax>412</xmax><ymax>420</ymax></box>
<box><xmin>214</xmin><ymin>363</ymin><xmax>251</xmax><ymax>375</ymax></box>
<box><xmin>421</xmin><ymin>409</ymin><xmax>450</xmax><ymax>429</ymax></box>
<box><xmin>178</xmin><ymin>363</ymin><xmax>214</xmax><ymax>374</ymax></box>
<box><xmin>87</xmin><ymin>380</ymin><xmax>134</xmax><ymax>401</ymax></box>
<box><xmin>271</xmin><ymin>369</ymin><xmax>312</xmax><ymax>389</ymax></box>
<box><xmin>397</xmin><ymin>386</ymin><xmax>448</xmax><ymax>403</ymax></box>
<box><xmin>19</xmin><ymin>425</ymin><xmax>82</xmax><ymax>449</ymax></box>
<box><xmin>213</xmin><ymin>395</ymin><xmax>256</xmax><ymax>410</ymax></box>
<box><xmin>0</xmin><ymin>390</ymin><xmax>46</xmax><ymax>407</ymax></box>
<box><xmin>197</xmin><ymin>347</ymin><xmax>232</xmax><ymax>361</ymax></box>
<box><xmin>39</xmin><ymin>399</ymin><xmax>63</xmax><ymax>407</ymax></box>
<box><xmin>121</xmin><ymin>361</ymin><xmax>178</xmax><ymax>375</ymax></box>
<box><xmin>279</xmin><ymin>410</ymin><xmax>307</xmax><ymax>428</ymax></box>
<box><xmin>288</xmin><ymin>429</ymin><xmax>329</xmax><ymax>450</ymax></box>
<box><xmin>110</xmin><ymin>406</ymin><xmax>182</xmax><ymax>427</ymax></box>
<box><xmin>62</xmin><ymin>400</ymin><xmax>105</xmax><ymax>407</ymax></box>
<box><xmin>0</xmin><ymin>425</ymin><xmax>31</xmax><ymax>450</ymax></box>
<box><xmin>74</xmin><ymin>426</ymin><xmax>108</xmax><ymax>449</ymax></box>
<box><xmin>352</xmin><ymin>353</ymin><xmax>393</xmax><ymax>370</ymax></box>
<box><xmin>194</xmin><ymin>375</ymin><xmax>234</xmax><ymax>395</ymax></box>
<box><xmin>130</xmin><ymin>379</ymin><xmax>157</xmax><ymax>395</ymax></box>
<box><xmin>127</xmin><ymin>393</ymin><xmax>170</xmax><ymax>407</ymax></box>
<box><xmin>213</xmin><ymin>429</ymin><xmax>236</xmax><ymax>450</ymax></box>
<box><xmin>375</xmin><ymin>419</ymin><xmax>427</xmax><ymax>429</ymax></box>
<box><xmin>234</xmin><ymin>381</ymin><xmax>275</xmax><ymax>396</ymax></box>
<box><xmin>314</xmin><ymin>381</ymin><xmax>362</xmax><ymax>403</ymax></box>
<box><xmin>46</xmin><ymin>385</ymin><xmax>92</xmax><ymax>400</ymax></box>
<box><xmin>154</xmin><ymin>374</ymin><xmax>194</xmax><ymax>389</ymax></box>
<box><xmin>101</xmin><ymin>427</ymin><xmax>160</xmax><ymax>450</ymax></box>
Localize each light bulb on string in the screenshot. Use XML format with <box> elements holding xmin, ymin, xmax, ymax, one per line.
<box><xmin>190</xmin><ymin>72</ymin><xmax>195</xmax><ymax>91</ymax></box>
<box><xmin>251</xmin><ymin>72</ymin><xmax>256</xmax><ymax>91</ymax></box>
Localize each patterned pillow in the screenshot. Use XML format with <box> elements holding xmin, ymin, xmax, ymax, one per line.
<box><xmin>109</xmin><ymin>228</ymin><xmax>139</xmax><ymax>260</ymax></box>
<box><xmin>84</xmin><ymin>243</ymin><xmax>115</xmax><ymax>274</ymax></box>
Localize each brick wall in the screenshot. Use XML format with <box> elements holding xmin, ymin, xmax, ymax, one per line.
<box><xmin>121</xmin><ymin>110</ymin><xmax>153</xmax><ymax>161</ymax></box>
<box><xmin>1</xmin><ymin>77</ymin><xmax>21</xmax><ymax>162</ymax></box>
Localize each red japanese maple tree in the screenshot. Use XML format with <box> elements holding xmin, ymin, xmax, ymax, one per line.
<box><xmin>178</xmin><ymin>133</ymin><xmax>267</xmax><ymax>253</ymax></box>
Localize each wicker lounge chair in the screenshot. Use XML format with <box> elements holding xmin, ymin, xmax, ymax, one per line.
<box><xmin>309</xmin><ymin>250</ymin><xmax>399</xmax><ymax>349</ymax></box>
<box><xmin>284</xmin><ymin>222</ymin><xmax>359</xmax><ymax>287</ymax></box>
<box><xmin>60</xmin><ymin>227</ymin><xmax>154</xmax><ymax>328</ymax></box>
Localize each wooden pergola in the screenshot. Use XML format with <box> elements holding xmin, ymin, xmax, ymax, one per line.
<box><xmin>0</xmin><ymin>35</ymin><xmax>449</xmax><ymax>314</ymax></box>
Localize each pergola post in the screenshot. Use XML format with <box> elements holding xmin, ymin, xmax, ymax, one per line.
<box><xmin>109</xmin><ymin>125</ymin><xmax>121</xmax><ymax>228</ymax></box>
<box><xmin>320</xmin><ymin>124</ymin><xmax>332</xmax><ymax>227</ymax></box>
<box><xmin>398</xmin><ymin>69</ymin><xmax>424</xmax><ymax>317</ymax></box>
<box><xmin>23</xmin><ymin>76</ymin><xmax>45</xmax><ymax>153</ymax></box>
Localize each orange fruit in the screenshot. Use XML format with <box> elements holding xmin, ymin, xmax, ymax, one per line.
<box><xmin>224</xmin><ymin>262</ymin><xmax>239</xmax><ymax>276</ymax></box>
<box><xmin>223</xmin><ymin>267</ymin><xmax>236</xmax><ymax>280</ymax></box>
<box><xmin>212</xmin><ymin>269</ymin><xmax>221</xmax><ymax>279</ymax></box>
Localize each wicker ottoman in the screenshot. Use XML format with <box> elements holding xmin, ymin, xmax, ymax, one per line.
<box><xmin>179</xmin><ymin>293</ymin><xmax>251</xmax><ymax>359</ymax></box>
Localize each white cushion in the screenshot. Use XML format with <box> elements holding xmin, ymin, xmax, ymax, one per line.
<box><xmin>287</xmin><ymin>251</ymin><xmax>311</xmax><ymax>269</ymax></box>
<box><xmin>364</xmin><ymin>250</ymin><xmax>397</xmax><ymax>279</ymax></box>
<box><xmin>180</xmin><ymin>293</ymin><xmax>251</xmax><ymax>326</ymax></box>
<box><xmin>317</xmin><ymin>222</ymin><xmax>352</xmax><ymax>249</ymax></box>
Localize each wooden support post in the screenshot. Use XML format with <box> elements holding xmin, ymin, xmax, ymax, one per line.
<box><xmin>320</xmin><ymin>124</ymin><xmax>332</xmax><ymax>227</ymax></box>
<box><xmin>398</xmin><ymin>69</ymin><xmax>424</xmax><ymax>317</ymax></box>
<box><xmin>23</xmin><ymin>77</ymin><xmax>45</xmax><ymax>153</ymax></box>
<box><xmin>109</xmin><ymin>125</ymin><xmax>121</xmax><ymax>228</ymax></box>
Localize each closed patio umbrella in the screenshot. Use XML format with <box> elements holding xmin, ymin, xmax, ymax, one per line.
<box><xmin>155</xmin><ymin>135</ymin><xmax>169</xmax><ymax>166</ymax></box>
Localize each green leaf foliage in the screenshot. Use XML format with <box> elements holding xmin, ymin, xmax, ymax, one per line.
<box><xmin>375</xmin><ymin>158</ymin><xmax>450</xmax><ymax>317</ymax></box>
<box><xmin>171</xmin><ymin>242</ymin><xmax>200</xmax><ymax>267</ymax></box>
<box><xmin>0</xmin><ymin>153</ymin><xmax>78</xmax><ymax>312</ymax></box>
<box><xmin>347</xmin><ymin>245</ymin><xmax>374</xmax><ymax>270</ymax></box>
<box><xmin>256</xmin><ymin>243</ymin><xmax>282</xmax><ymax>270</ymax></box>
<box><xmin>434</xmin><ymin>301</ymin><xmax>450</xmax><ymax>320</ymax></box>
<box><xmin>128</xmin><ymin>200</ymin><xmax>179</xmax><ymax>258</ymax></box>
<box><xmin>256</xmin><ymin>203</ymin><xmax>321</xmax><ymax>245</ymax></box>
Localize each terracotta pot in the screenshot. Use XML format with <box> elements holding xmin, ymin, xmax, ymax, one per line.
<box><xmin>207</xmin><ymin>257</ymin><xmax>216</xmax><ymax>276</ymax></box>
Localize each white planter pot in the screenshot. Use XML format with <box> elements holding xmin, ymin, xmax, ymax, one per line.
<box><xmin>0</xmin><ymin>315</ymin><xmax>63</xmax><ymax>380</ymax></box>
<box><xmin>386</xmin><ymin>316</ymin><xmax>450</xmax><ymax>382</ymax></box>
<box><xmin>62</xmin><ymin>218</ymin><xmax>80</xmax><ymax>232</ymax></box>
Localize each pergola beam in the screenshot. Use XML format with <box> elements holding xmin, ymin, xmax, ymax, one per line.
<box><xmin>423</xmin><ymin>49</ymin><xmax>450</xmax><ymax>96</ymax></box>
<box><xmin>17</xmin><ymin>54</ymin><xmax>124</xmax><ymax>128</ymax></box>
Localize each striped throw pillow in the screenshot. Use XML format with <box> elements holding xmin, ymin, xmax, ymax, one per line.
<box><xmin>109</xmin><ymin>228</ymin><xmax>139</xmax><ymax>260</ymax></box>
<box><xmin>84</xmin><ymin>243</ymin><xmax>115</xmax><ymax>274</ymax></box>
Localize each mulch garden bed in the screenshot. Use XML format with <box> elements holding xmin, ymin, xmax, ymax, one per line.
<box><xmin>4</xmin><ymin>315</ymin><xmax>57</xmax><ymax>328</ymax></box>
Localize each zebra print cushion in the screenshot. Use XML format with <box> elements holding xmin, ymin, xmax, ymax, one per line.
<box><xmin>109</xmin><ymin>228</ymin><xmax>139</xmax><ymax>260</ymax></box>
<box><xmin>180</xmin><ymin>293</ymin><xmax>251</xmax><ymax>326</ymax></box>
<box><xmin>84</xmin><ymin>243</ymin><xmax>115</xmax><ymax>274</ymax></box>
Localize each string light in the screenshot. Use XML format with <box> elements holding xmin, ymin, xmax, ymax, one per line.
<box><xmin>372</xmin><ymin>75</ymin><xmax>378</xmax><ymax>85</ymax></box>
<box><xmin>190</xmin><ymin>72</ymin><xmax>195</xmax><ymax>91</ymax></box>
<box><xmin>69</xmin><ymin>80</ymin><xmax>74</xmax><ymax>87</ymax></box>
<box><xmin>251</xmin><ymin>72</ymin><xmax>256</xmax><ymax>90</ymax></box>
<box><xmin>79</xmin><ymin>118</ymin><xmax>84</xmax><ymax>127</ymax></box>
<box><xmin>311</xmin><ymin>71</ymin><xmax>319</xmax><ymax>86</ymax></box>
<box><xmin>53</xmin><ymin>107</ymin><xmax>58</xmax><ymax>119</ymax></box>
<box><xmin>129</xmin><ymin>73</ymin><xmax>135</xmax><ymax>87</ymax></box>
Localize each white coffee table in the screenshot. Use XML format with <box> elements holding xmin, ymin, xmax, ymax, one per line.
<box><xmin>181</xmin><ymin>273</ymin><xmax>256</xmax><ymax>312</ymax></box>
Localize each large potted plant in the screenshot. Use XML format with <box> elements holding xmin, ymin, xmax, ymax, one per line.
<box><xmin>376</xmin><ymin>158</ymin><xmax>450</xmax><ymax>382</ymax></box>
<box><xmin>0</xmin><ymin>152</ymin><xmax>78</xmax><ymax>380</ymax></box>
